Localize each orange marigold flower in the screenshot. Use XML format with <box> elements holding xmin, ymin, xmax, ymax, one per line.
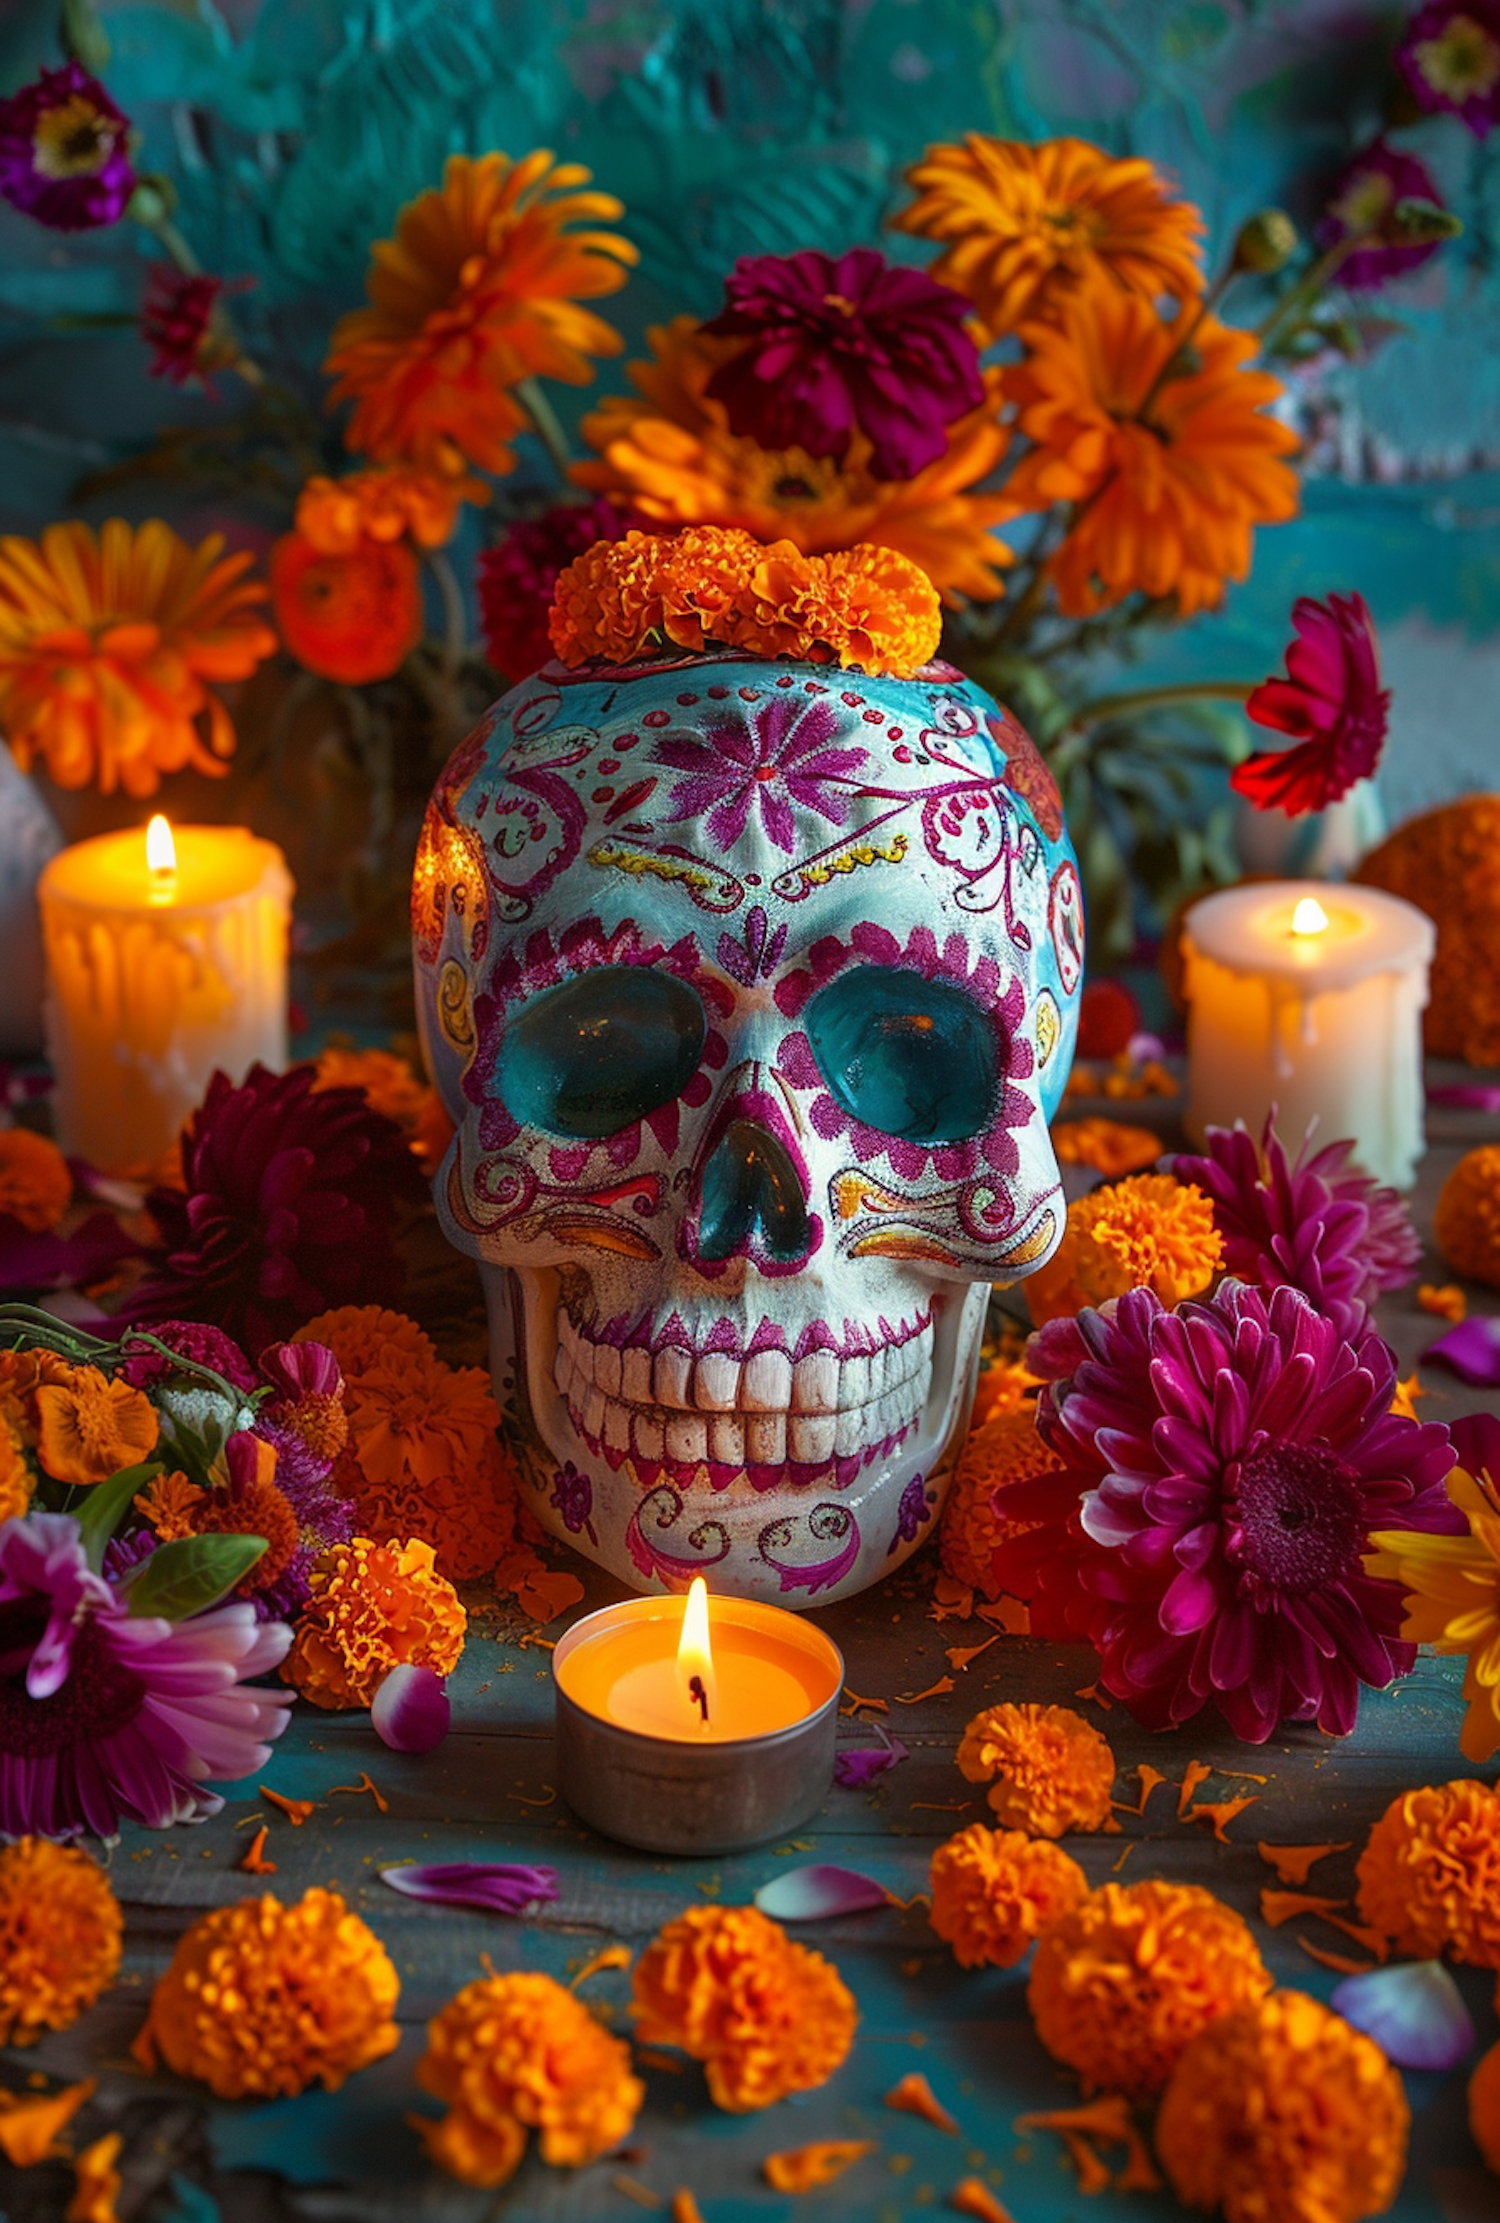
<box><xmin>1434</xmin><ymin>1144</ymin><xmax>1500</xmax><ymax>1288</ymax></box>
<box><xmin>134</xmin><ymin>1469</ymin><xmax>207</xmax><ymax>1541</ymax></box>
<box><xmin>1472</xmin><ymin>2039</ymin><xmax>1500</xmax><ymax>2175</ymax></box>
<box><xmin>929</xmin><ymin>1822</ymin><xmax>1088</xmax><ymax>1969</ymax></box>
<box><xmin>891</xmin><ymin>135</ymin><xmax>1204</xmax><ymax>335</ymax></box>
<box><xmin>312</xmin><ymin>1045</ymin><xmax>454</xmax><ymax>1177</ymax></box>
<box><xmin>0</xmin><ymin>1838</ymin><xmax>122</xmax><ymax>2046</ymax></box>
<box><xmin>632</xmin><ymin>1904</ymin><xmax>857</xmax><ymax>2112</ymax></box>
<box><xmin>1026</xmin><ymin>1172</ymin><xmax>1223</xmax><ymax>1324</ymax></box>
<box><xmin>940</xmin><ymin>1408</ymin><xmax>1062</xmax><ymax>1597</ymax></box>
<box><xmin>0</xmin><ymin>1412</ymin><xmax>31</xmax><ymax>1521</ymax></box>
<box><xmin>343</xmin><ymin>1437</ymin><xmax>518</xmax><ymax>1585</ymax></box>
<box><xmin>325</xmin><ymin>151</ymin><xmax>636</xmax><ymax>478</ymax></box>
<box><xmin>297</xmin><ymin>1303</ymin><xmax>437</xmax><ymax>1384</ymax></box>
<box><xmin>1157</xmin><ymin>1989</ymin><xmax>1408</xmax><ymax>2223</ymax></box>
<box><xmin>0</xmin><ymin>518</ymin><xmax>276</xmax><ymax>797</ymax></box>
<box><xmin>970</xmin><ymin>1352</ymin><xmax>1042</xmax><ymax>1428</ymax></box>
<box><xmin>1355</xmin><ymin>795</ymin><xmax>1500</xmax><ymax>1065</ymax></box>
<box><xmin>0</xmin><ymin>1126</ymin><xmax>71</xmax><ymax>1232</ymax></box>
<box><xmin>415</xmin><ymin>1970</ymin><xmax>643</xmax><ymax>2189</ymax></box>
<box><xmin>1355</xmin><ymin>1779</ymin><xmax>1500</xmax><ymax>1965</ymax></box>
<box><xmin>66</xmin><ymin>2131</ymin><xmax>121</xmax><ymax>2223</ymax></box>
<box><xmin>574</xmin><ymin>317</ymin><xmax>1013</xmax><ymax>605</ymax></box>
<box><xmin>283</xmin><ymin>1535</ymin><xmax>467</xmax><ymax>1709</ymax></box>
<box><xmin>1029</xmin><ymin>1881</ymin><xmax>1272</xmax><ymax>2100</ymax></box>
<box><xmin>188</xmin><ymin>1471</ymin><xmax>300</xmax><ymax>1597</ymax></box>
<box><xmin>132</xmin><ymin>1887</ymin><xmax>400</xmax><ymax>2098</ymax></box>
<box><xmin>295</xmin><ymin>464</ymin><xmax>486</xmax><ymax>557</ymax></box>
<box><xmin>0</xmin><ymin>1345</ymin><xmax>74</xmax><ymax>1444</ymax></box>
<box><xmin>1003</xmin><ymin>290</ymin><xmax>1298</xmax><ymax>619</ymax></box>
<box><xmin>270</xmin><ymin>530</ymin><xmax>423</xmax><ymax>686</ymax></box>
<box><xmin>1050</xmin><ymin>1117</ymin><xmax>1163</xmax><ymax>1178</ymax></box>
<box><xmin>34</xmin><ymin>1364</ymin><xmax>157</xmax><ymax>1486</ymax></box>
<box><xmin>957</xmin><ymin>1701</ymin><xmax>1115</xmax><ymax>1837</ymax></box>
<box><xmin>345</xmin><ymin>1347</ymin><xmax>500</xmax><ymax>1490</ymax></box>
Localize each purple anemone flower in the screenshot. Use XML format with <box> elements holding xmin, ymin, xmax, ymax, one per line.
<box><xmin>702</xmin><ymin>247</ymin><xmax>984</xmax><ymax>481</ymax></box>
<box><xmin>994</xmin><ymin>1282</ymin><xmax>1460</xmax><ymax>1742</ymax></box>
<box><xmin>0</xmin><ymin>63</ymin><xmax>135</xmax><ymax>231</ymax></box>
<box><xmin>1170</xmin><ymin>1114</ymin><xmax>1419</xmax><ymax>1339</ymax></box>
<box><xmin>1399</xmin><ymin>0</ymin><xmax>1500</xmax><ymax>136</ymax></box>
<box><xmin>1316</xmin><ymin>142</ymin><xmax>1448</xmax><ymax>290</ymax></box>
<box><xmin>0</xmin><ymin>1510</ymin><xmax>293</xmax><ymax>1839</ymax></box>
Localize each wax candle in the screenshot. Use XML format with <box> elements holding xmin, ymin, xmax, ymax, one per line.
<box><xmin>38</xmin><ymin>818</ymin><xmax>293</xmax><ymax>1175</ymax></box>
<box><xmin>1182</xmin><ymin>879</ymin><xmax>1434</xmax><ymax>1190</ymax></box>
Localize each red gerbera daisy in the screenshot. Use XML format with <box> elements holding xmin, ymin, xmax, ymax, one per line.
<box><xmin>1231</xmin><ymin>590</ymin><xmax>1389</xmax><ymax>816</ymax></box>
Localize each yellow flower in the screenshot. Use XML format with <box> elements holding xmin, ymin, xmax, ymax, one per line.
<box><xmin>283</xmin><ymin>1535</ymin><xmax>467</xmax><ymax>1708</ymax></box>
<box><xmin>574</xmin><ymin>316</ymin><xmax>1013</xmax><ymax>605</ymax></box>
<box><xmin>415</xmin><ymin>1970</ymin><xmax>643</xmax><ymax>2189</ymax></box>
<box><xmin>0</xmin><ymin>519</ymin><xmax>276</xmax><ymax>796</ymax></box>
<box><xmin>957</xmin><ymin>1700</ymin><xmax>1115</xmax><ymax>1836</ymax></box>
<box><xmin>929</xmin><ymin>1822</ymin><xmax>1088</xmax><ymax>1970</ymax></box>
<box><xmin>939</xmin><ymin>1407</ymin><xmax>1061</xmax><ymax>1599</ymax></box>
<box><xmin>892</xmin><ymin>135</ymin><xmax>1204</xmax><ymax>335</ymax></box>
<box><xmin>0</xmin><ymin>1840</ymin><xmax>121</xmax><ymax>2047</ymax></box>
<box><xmin>1368</xmin><ymin>1448</ymin><xmax>1500</xmax><ymax>1763</ymax></box>
<box><xmin>1355</xmin><ymin>1778</ymin><xmax>1500</xmax><ymax>1966</ymax></box>
<box><xmin>131</xmin><ymin>1888</ymin><xmax>400</xmax><ymax>2098</ymax></box>
<box><xmin>0</xmin><ymin>1127</ymin><xmax>71</xmax><ymax>1232</ymax></box>
<box><xmin>1025</xmin><ymin>1172</ymin><xmax>1222</xmax><ymax>1324</ymax></box>
<box><xmin>325</xmin><ymin>151</ymin><xmax>636</xmax><ymax>478</ymax></box>
<box><xmin>295</xmin><ymin>464</ymin><xmax>486</xmax><ymax>555</ymax></box>
<box><xmin>1157</xmin><ymin>1990</ymin><xmax>1408</xmax><ymax>2223</ymax></box>
<box><xmin>33</xmin><ymin>1364</ymin><xmax>157</xmax><ymax>1486</ymax></box>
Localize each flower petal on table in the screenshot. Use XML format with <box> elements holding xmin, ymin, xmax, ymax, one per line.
<box><xmin>1428</xmin><ymin>1083</ymin><xmax>1500</xmax><ymax>1112</ymax></box>
<box><xmin>754</xmin><ymin>1865</ymin><xmax>890</xmax><ymax>1920</ymax></box>
<box><xmin>1425</xmin><ymin>1317</ymin><xmax>1500</xmax><ymax>1387</ymax></box>
<box><xmin>381</xmin><ymin>1861</ymin><xmax>559</xmax><ymax>1914</ymax></box>
<box><xmin>1330</xmin><ymin>1960</ymin><xmax>1475</xmax><ymax>2070</ymax></box>
<box><xmin>371</xmin><ymin>1663</ymin><xmax>450</xmax><ymax>1752</ymax></box>
<box><xmin>834</xmin><ymin>1736</ymin><xmax>909</xmax><ymax>1788</ymax></box>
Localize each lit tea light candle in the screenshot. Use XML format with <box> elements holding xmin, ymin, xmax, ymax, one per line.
<box><xmin>1182</xmin><ymin>878</ymin><xmax>1435</xmax><ymax>1190</ymax></box>
<box><xmin>553</xmin><ymin>1580</ymin><xmax>843</xmax><ymax>1853</ymax></box>
<box><xmin>39</xmin><ymin>819</ymin><xmax>294</xmax><ymax>1176</ymax></box>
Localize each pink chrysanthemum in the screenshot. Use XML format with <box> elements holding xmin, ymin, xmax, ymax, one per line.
<box><xmin>0</xmin><ymin>1510</ymin><xmax>293</xmax><ymax>1839</ymax></box>
<box><xmin>994</xmin><ymin>1282</ymin><xmax>1460</xmax><ymax>1741</ymax></box>
<box><xmin>477</xmin><ymin>498</ymin><xmax>641</xmax><ymax>682</ymax></box>
<box><xmin>1170</xmin><ymin>1115</ymin><xmax>1420</xmax><ymax>1340</ymax></box>
<box><xmin>129</xmin><ymin>1065</ymin><xmax>423</xmax><ymax>1354</ymax></box>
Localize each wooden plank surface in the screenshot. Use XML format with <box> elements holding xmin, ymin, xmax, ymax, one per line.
<box><xmin>4</xmin><ymin>1073</ymin><xmax>1499</xmax><ymax>2223</ymax></box>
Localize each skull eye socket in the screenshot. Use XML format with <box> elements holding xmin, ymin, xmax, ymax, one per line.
<box><xmin>804</xmin><ymin>965</ymin><xmax>998</xmax><ymax>1145</ymax></box>
<box><xmin>497</xmin><ymin>965</ymin><xmax>707</xmax><ymax>1139</ymax></box>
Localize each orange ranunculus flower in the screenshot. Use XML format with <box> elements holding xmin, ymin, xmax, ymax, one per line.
<box><xmin>892</xmin><ymin>135</ymin><xmax>1204</xmax><ymax>336</ymax></box>
<box><xmin>1003</xmin><ymin>288</ymin><xmax>1299</xmax><ymax>618</ymax></box>
<box><xmin>294</xmin><ymin>465</ymin><xmax>486</xmax><ymax>557</ymax></box>
<box><xmin>324</xmin><ymin>151</ymin><xmax>636</xmax><ymax>478</ymax></box>
<box><xmin>34</xmin><ymin>1365</ymin><xmax>158</xmax><ymax>1486</ymax></box>
<box><xmin>270</xmin><ymin>531</ymin><xmax>423</xmax><ymax>684</ymax></box>
<box><xmin>573</xmin><ymin>317</ymin><xmax>1013</xmax><ymax>606</ymax></box>
<box><xmin>0</xmin><ymin>519</ymin><xmax>276</xmax><ymax>797</ymax></box>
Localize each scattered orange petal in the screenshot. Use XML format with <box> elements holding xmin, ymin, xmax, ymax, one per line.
<box><xmin>259</xmin><ymin>1787</ymin><xmax>316</xmax><ymax>1825</ymax></box>
<box><xmin>1075</xmin><ymin>1683</ymin><xmax>1113</xmax><ymax>1710</ymax></box>
<box><xmin>1062</xmin><ymin>2132</ymin><xmax>1111</xmax><ymax>2196</ymax></box>
<box><xmin>1259</xmin><ymin>1889</ymin><xmax>1346</xmax><ymax>1928</ymax></box>
<box><xmin>0</xmin><ymin>2079</ymin><xmax>95</xmax><ymax>2166</ymax></box>
<box><xmin>1186</xmin><ymin>1795</ymin><xmax>1259</xmax><ymax>1843</ymax></box>
<box><xmin>949</xmin><ymin>2181</ymin><xmax>1016</xmax><ymax>2223</ymax></box>
<box><xmin>1117</xmin><ymin>2127</ymin><xmax>1163</xmax><ymax>2193</ymax></box>
<box><xmin>328</xmin><ymin>1772</ymin><xmax>388</xmax><ymax>1813</ymax></box>
<box><xmin>763</xmin><ymin>2140</ymin><xmax>876</xmax><ymax>2191</ymax></box>
<box><xmin>975</xmin><ymin>1596</ymin><xmax>1029</xmax><ymax>1635</ymax></box>
<box><xmin>1015</xmin><ymin>2096</ymin><xmax>1133</xmax><ymax>2142</ymax></box>
<box><xmin>930</xmin><ymin>1573</ymin><xmax>976</xmax><ymax>1623</ymax></box>
<box><xmin>1132</xmin><ymin>1766</ymin><xmax>1167</xmax><ymax>1815</ymax></box>
<box><xmin>1418</xmin><ymin>1282</ymin><xmax>1467</xmax><ymax>1323</ymax></box>
<box><xmin>506</xmin><ymin>1785</ymin><xmax>557</xmax><ymax>1807</ymax></box>
<box><xmin>1257</xmin><ymin>1841</ymin><xmax>1351</xmax><ymax>1886</ymax></box>
<box><xmin>637</xmin><ymin>2047</ymin><xmax>684</xmax><ymax>2074</ymax></box>
<box><xmin>65</xmin><ymin>2130</ymin><xmax>120</xmax><ymax>2223</ymax></box>
<box><xmin>1390</xmin><ymin>1373</ymin><xmax>1426</xmax><ymax>1420</ymax></box>
<box><xmin>239</xmin><ymin>1826</ymin><xmax>276</xmax><ymax>1875</ymax></box>
<box><xmin>1297</xmin><ymin>1938</ymin><xmax>1377</xmax><ymax>1977</ymax></box>
<box><xmin>1177</xmin><ymin>1761</ymin><xmax>1213</xmax><ymax>1817</ymax></box>
<box><xmin>613</xmin><ymin>2177</ymin><xmax>661</xmax><ymax>2209</ymax></box>
<box><xmin>495</xmin><ymin>1546</ymin><xmax>585</xmax><ymax>1623</ymax></box>
<box><xmin>886</xmin><ymin>2072</ymin><xmax>959</xmax><ymax>2133</ymax></box>
<box><xmin>1213</xmin><ymin>1768</ymin><xmax>1269</xmax><ymax>1784</ymax></box>
<box><xmin>671</xmin><ymin>2194</ymin><xmax>704</xmax><ymax>2223</ymax></box>
<box><xmin>840</xmin><ymin>1690</ymin><xmax>890</xmax><ymax>1715</ymax></box>
<box><xmin>946</xmin><ymin>1636</ymin><xmax>1000</xmax><ymax>1673</ymax></box>
<box><xmin>572</xmin><ymin>1944</ymin><xmax>632</xmax><ymax>1988</ymax></box>
<box><xmin>1323</xmin><ymin>1914</ymin><xmax>1388</xmax><ymax>1961</ymax></box>
<box><xmin>896</xmin><ymin>1676</ymin><xmax>956</xmax><ymax>1703</ymax></box>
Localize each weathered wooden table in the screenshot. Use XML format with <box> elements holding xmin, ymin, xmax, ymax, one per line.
<box><xmin>5</xmin><ymin>1077</ymin><xmax>1499</xmax><ymax>2223</ymax></box>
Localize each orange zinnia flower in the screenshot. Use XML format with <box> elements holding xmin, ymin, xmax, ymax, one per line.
<box><xmin>325</xmin><ymin>151</ymin><xmax>636</xmax><ymax>478</ymax></box>
<box><xmin>1004</xmin><ymin>289</ymin><xmax>1299</xmax><ymax>617</ymax></box>
<box><xmin>34</xmin><ymin>1365</ymin><xmax>157</xmax><ymax>1486</ymax></box>
<box><xmin>892</xmin><ymin>135</ymin><xmax>1205</xmax><ymax>335</ymax></box>
<box><xmin>0</xmin><ymin>519</ymin><xmax>276</xmax><ymax>796</ymax></box>
<box><xmin>270</xmin><ymin>530</ymin><xmax>423</xmax><ymax>684</ymax></box>
<box><xmin>574</xmin><ymin>317</ymin><xmax>1013</xmax><ymax>605</ymax></box>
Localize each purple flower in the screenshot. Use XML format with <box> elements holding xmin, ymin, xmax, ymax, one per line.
<box><xmin>248</xmin><ymin>1412</ymin><xmax>354</xmax><ymax>1623</ymax></box>
<box><xmin>833</xmin><ymin>1732</ymin><xmax>908</xmax><ymax>1788</ymax></box>
<box><xmin>381</xmin><ymin>1861</ymin><xmax>559</xmax><ymax>1914</ymax></box>
<box><xmin>652</xmin><ymin>694</ymin><xmax>866</xmax><ymax>856</ymax></box>
<box><xmin>997</xmin><ymin>1282</ymin><xmax>1461</xmax><ymax>1742</ymax></box>
<box><xmin>1399</xmin><ymin>1</ymin><xmax>1500</xmax><ymax>136</ymax></box>
<box><xmin>1317</xmin><ymin>142</ymin><xmax>1448</xmax><ymax>290</ymax></box>
<box><xmin>703</xmin><ymin>247</ymin><xmax>984</xmax><ymax>481</ymax></box>
<box><xmin>118</xmin><ymin>1320</ymin><xmax>257</xmax><ymax>1394</ymax></box>
<box><xmin>1330</xmin><ymin>1961</ymin><xmax>1475</xmax><ymax>2071</ymax></box>
<box><xmin>478</xmin><ymin>498</ymin><xmax>642</xmax><ymax>682</ymax></box>
<box><xmin>1232</xmin><ymin>592</ymin><xmax>1389</xmax><ymax>817</ymax></box>
<box><xmin>0</xmin><ymin>1510</ymin><xmax>293</xmax><ymax>1838</ymax></box>
<box><xmin>1170</xmin><ymin>1114</ymin><xmax>1419</xmax><ymax>1339</ymax></box>
<box><xmin>0</xmin><ymin>63</ymin><xmax>135</xmax><ymax>231</ymax></box>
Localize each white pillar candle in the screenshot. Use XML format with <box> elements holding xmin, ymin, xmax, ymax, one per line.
<box><xmin>1182</xmin><ymin>879</ymin><xmax>1434</xmax><ymax>1190</ymax></box>
<box><xmin>38</xmin><ymin>819</ymin><xmax>293</xmax><ymax>1176</ymax></box>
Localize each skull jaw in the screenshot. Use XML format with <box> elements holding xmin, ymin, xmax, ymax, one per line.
<box><xmin>480</xmin><ymin>1261</ymin><xmax>989</xmax><ymax>1604</ymax></box>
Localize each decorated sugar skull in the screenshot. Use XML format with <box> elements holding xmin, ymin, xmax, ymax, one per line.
<box><xmin>414</xmin><ymin>568</ymin><xmax>1082</xmax><ymax>1603</ymax></box>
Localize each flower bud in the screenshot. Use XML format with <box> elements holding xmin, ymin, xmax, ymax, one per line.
<box><xmin>1389</xmin><ymin>198</ymin><xmax>1463</xmax><ymax>245</ymax></box>
<box><xmin>125</xmin><ymin>173</ymin><xmax>178</xmax><ymax>226</ymax></box>
<box><xmin>1233</xmin><ymin>209</ymin><xmax>1298</xmax><ymax>274</ymax></box>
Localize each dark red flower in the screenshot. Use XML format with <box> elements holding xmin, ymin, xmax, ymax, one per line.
<box><xmin>477</xmin><ymin>498</ymin><xmax>641</xmax><ymax>683</ymax></box>
<box><xmin>0</xmin><ymin>62</ymin><xmax>134</xmax><ymax>231</ymax></box>
<box><xmin>128</xmin><ymin>1064</ymin><xmax>423</xmax><ymax>1353</ymax></box>
<box><xmin>1399</xmin><ymin>1</ymin><xmax>1500</xmax><ymax>136</ymax></box>
<box><xmin>701</xmin><ymin>247</ymin><xmax>984</xmax><ymax>482</ymax></box>
<box><xmin>1315</xmin><ymin>142</ymin><xmax>1448</xmax><ymax>291</ymax></box>
<box><xmin>1230</xmin><ymin>590</ymin><xmax>1389</xmax><ymax>816</ymax></box>
<box><xmin>141</xmin><ymin>266</ymin><xmax>227</xmax><ymax>388</ymax></box>
<box><xmin>1076</xmin><ymin>977</ymin><xmax>1140</xmax><ymax>1060</ymax></box>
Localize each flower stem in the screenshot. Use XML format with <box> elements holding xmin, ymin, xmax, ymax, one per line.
<box><xmin>1062</xmin><ymin>679</ymin><xmax>1255</xmax><ymax>733</ymax></box>
<box><xmin>425</xmin><ymin>548</ymin><xmax>470</xmax><ymax>688</ymax></box>
<box><xmin>1255</xmin><ymin>232</ymin><xmax>1372</xmax><ymax>355</ymax></box>
<box><xmin>516</xmin><ymin>376</ymin><xmax>574</xmax><ymax>483</ymax></box>
<box><xmin>135</xmin><ymin>208</ymin><xmax>267</xmax><ymax>391</ymax></box>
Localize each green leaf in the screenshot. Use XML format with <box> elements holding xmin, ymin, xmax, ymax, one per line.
<box><xmin>125</xmin><ymin>1534</ymin><xmax>266</xmax><ymax>1620</ymax></box>
<box><xmin>76</xmin><ymin>1462</ymin><xmax>163</xmax><ymax>1572</ymax></box>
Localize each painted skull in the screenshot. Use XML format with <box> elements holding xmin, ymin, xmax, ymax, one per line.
<box><xmin>413</xmin><ymin>652</ymin><xmax>1082</xmax><ymax>1603</ymax></box>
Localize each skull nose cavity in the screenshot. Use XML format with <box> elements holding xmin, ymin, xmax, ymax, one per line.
<box><xmin>697</xmin><ymin>1118</ymin><xmax>810</xmax><ymax>1264</ymax></box>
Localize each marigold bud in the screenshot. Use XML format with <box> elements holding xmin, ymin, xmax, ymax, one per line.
<box><xmin>1233</xmin><ymin>209</ymin><xmax>1297</xmax><ymax>273</ymax></box>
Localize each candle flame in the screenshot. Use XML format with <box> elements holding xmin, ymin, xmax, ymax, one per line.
<box><xmin>677</xmin><ymin>1576</ymin><xmax>718</xmax><ymax>1731</ymax></box>
<box><xmin>1291</xmin><ymin>895</ymin><xmax>1330</xmax><ymax>938</ymax></box>
<box><xmin>145</xmin><ymin>815</ymin><xmax>176</xmax><ymax>876</ymax></box>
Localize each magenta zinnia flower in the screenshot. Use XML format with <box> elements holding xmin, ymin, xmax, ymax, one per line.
<box><xmin>1170</xmin><ymin>1115</ymin><xmax>1419</xmax><ymax>1339</ymax></box>
<box><xmin>0</xmin><ymin>1510</ymin><xmax>293</xmax><ymax>1838</ymax></box>
<box><xmin>994</xmin><ymin>1282</ymin><xmax>1460</xmax><ymax>1742</ymax></box>
<box><xmin>128</xmin><ymin>1063</ymin><xmax>423</xmax><ymax>1354</ymax></box>
<box><xmin>477</xmin><ymin>498</ymin><xmax>642</xmax><ymax>682</ymax></box>
<box><xmin>141</xmin><ymin>265</ymin><xmax>227</xmax><ymax>387</ymax></box>
<box><xmin>0</xmin><ymin>62</ymin><xmax>135</xmax><ymax>231</ymax></box>
<box><xmin>1315</xmin><ymin>142</ymin><xmax>1448</xmax><ymax>292</ymax></box>
<box><xmin>702</xmin><ymin>247</ymin><xmax>984</xmax><ymax>481</ymax></box>
<box><xmin>1399</xmin><ymin>1</ymin><xmax>1500</xmax><ymax>136</ymax></box>
<box><xmin>1231</xmin><ymin>591</ymin><xmax>1389</xmax><ymax>816</ymax></box>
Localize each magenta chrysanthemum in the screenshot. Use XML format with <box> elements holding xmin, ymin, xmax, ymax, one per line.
<box><xmin>1170</xmin><ymin>1115</ymin><xmax>1420</xmax><ymax>1339</ymax></box>
<box><xmin>1399</xmin><ymin>1</ymin><xmax>1500</xmax><ymax>136</ymax></box>
<box><xmin>993</xmin><ymin>1282</ymin><xmax>1460</xmax><ymax>1742</ymax></box>
<box><xmin>477</xmin><ymin>498</ymin><xmax>641</xmax><ymax>682</ymax></box>
<box><xmin>1231</xmin><ymin>592</ymin><xmax>1390</xmax><ymax>816</ymax></box>
<box><xmin>0</xmin><ymin>1510</ymin><xmax>293</xmax><ymax>1839</ymax></box>
<box><xmin>701</xmin><ymin>247</ymin><xmax>984</xmax><ymax>481</ymax></box>
<box><xmin>0</xmin><ymin>62</ymin><xmax>135</xmax><ymax>231</ymax></box>
<box><xmin>1316</xmin><ymin>142</ymin><xmax>1448</xmax><ymax>291</ymax></box>
<box><xmin>128</xmin><ymin>1064</ymin><xmax>424</xmax><ymax>1353</ymax></box>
